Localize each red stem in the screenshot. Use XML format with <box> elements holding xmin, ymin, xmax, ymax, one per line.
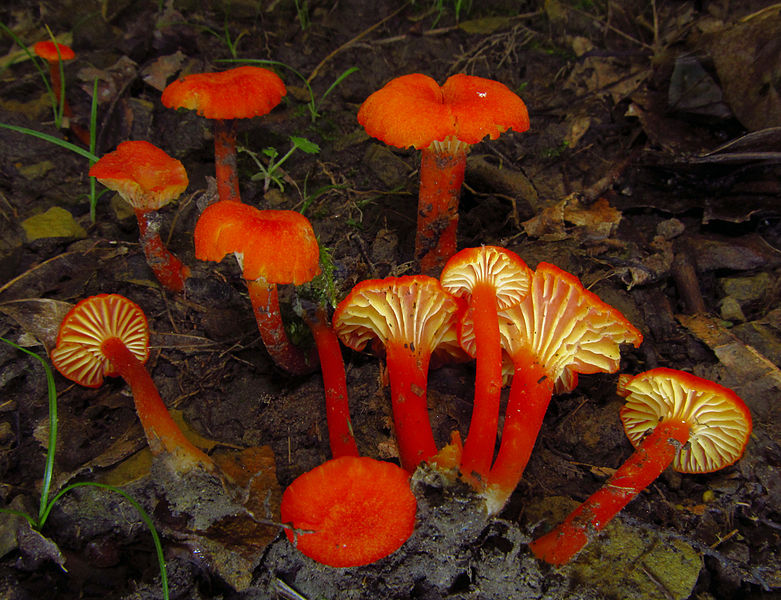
<box><xmin>305</xmin><ymin>307</ymin><xmax>359</xmax><ymax>458</ymax></box>
<box><xmin>385</xmin><ymin>341</ymin><xmax>438</xmax><ymax>471</ymax></box>
<box><xmin>485</xmin><ymin>350</ymin><xmax>554</xmax><ymax>513</ymax></box>
<box><xmin>245</xmin><ymin>279</ymin><xmax>317</xmax><ymax>375</ymax></box>
<box><xmin>459</xmin><ymin>282</ymin><xmax>503</xmax><ymax>481</ymax></box>
<box><xmin>416</xmin><ymin>147</ymin><xmax>467</xmax><ymax>274</ymax></box>
<box><xmin>530</xmin><ymin>419</ymin><xmax>691</xmax><ymax>565</ymax></box>
<box><xmin>135</xmin><ymin>210</ymin><xmax>190</xmax><ymax>293</ymax></box>
<box><xmin>214</xmin><ymin>120</ymin><xmax>241</xmax><ymax>203</ymax></box>
<box><xmin>100</xmin><ymin>337</ymin><xmax>214</xmax><ymax>472</ymax></box>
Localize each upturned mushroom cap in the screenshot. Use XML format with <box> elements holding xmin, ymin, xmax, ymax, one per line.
<box><xmin>161</xmin><ymin>66</ymin><xmax>286</xmax><ymax>120</ymax></box>
<box><xmin>618</xmin><ymin>368</ymin><xmax>752</xmax><ymax>474</ymax></box>
<box><xmin>280</xmin><ymin>456</ymin><xmax>416</xmax><ymax>567</ymax></box>
<box><xmin>33</xmin><ymin>40</ymin><xmax>75</xmax><ymax>61</ymax></box>
<box><xmin>333</xmin><ymin>275</ymin><xmax>461</xmax><ymax>355</ymax></box>
<box><xmin>357</xmin><ymin>73</ymin><xmax>529</xmax><ymax>150</ymax></box>
<box><xmin>194</xmin><ymin>201</ymin><xmax>320</xmax><ymax>285</ymax></box>
<box><xmin>50</xmin><ymin>294</ymin><xmax>148</xmax><ymax>388</ymax></box>
<box><xmin>463</xmin><ymin>262</ymin><xmax>642</xmax><ymax>382</ymax></box>
<box><xmin>89</xmin><ymin>141</ymin><xmax>188</xmax><ymax>212</ymax></box>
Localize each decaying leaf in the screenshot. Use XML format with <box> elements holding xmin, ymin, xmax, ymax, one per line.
<box><xmin>0</xmin><ymin>298</ymin><xmax>75</xmax><ymax>352</ymax></box>
<box><xmin>522</xmin><ymin>195</ymin><xmax>621</xmax><ymax>241</ymax></box>
<box><xmin>141</xmin><ymin>51</ymin><xmax>187</xmax><ymax>92</ymax></box>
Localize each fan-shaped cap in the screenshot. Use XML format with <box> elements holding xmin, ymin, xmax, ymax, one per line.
<box><xmin>51</xmin><ymin>294</ymin><xmax>149</xmax><ymax>388</ymax></box>
<box><xmin>194</xmin><ymin>201</ymin><xmax>320</xmax><ymax>285</ymax></box>
<box><xmin>333</xmin><ymin>275</ymin><xmax>460</xmax><ymax>355</ymax></box>
<box><xmin>619</xmin><ymin>368</ymin><xmax>752</xmax><ymax>474</ymax></box>
<box><xmin>441</xmin><ymin>245</ymin><xmax>531</xmax><ymax>311</ymax></box>
<box><xmin>280</xmin><ymin>456</ymin><xmax>416</xmax><ymax>567</ymax></box>
<box><xmin>468</xmin><ymin>262</ymin><xmax>642</xmax><ymax>382</ymax></box>
<box><xmin>161</xmin><ymin>66</ymin><xmax>286</xmax><ymax>120</ymax></box>
<box><xmin>89</xmin><ymin>141</ymin><xmax>188</xmax><ymax>212</ymax></box>
<box><xmin>357</xmin><ymin>73</ymin><xmax>529</xmax><ymax>150</ymax></box>
<box><xmin>33</xmin><ymin>40</ymin><xmax>75</xmax><ymax>61</ymax></box>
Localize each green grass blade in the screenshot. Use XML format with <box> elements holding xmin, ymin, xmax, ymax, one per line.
<box><xmin>0</xmin><ymin>122</ymin><xmax>98</xmax><ymax>161</ymax></box>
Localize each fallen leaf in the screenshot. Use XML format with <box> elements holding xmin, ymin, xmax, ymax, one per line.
<box><xmin>21</xmin><ymin>206</ymin><xmax>86</xmax><ymax>242</ymax></box>
<box><xmin>141</xmin><ymin>51</ymin><xmax>186</xmax><ymax>91</ymax></box>
<box><xmin>0</xmin><ymin>297</ymin><xmax>75</xmax><ymax>351</ymax></box>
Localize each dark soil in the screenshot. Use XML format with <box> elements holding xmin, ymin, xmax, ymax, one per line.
<box><xmin>0</xmin><ymin>1</ymin><xmax>780</xmax><ymax>599</ymax></box>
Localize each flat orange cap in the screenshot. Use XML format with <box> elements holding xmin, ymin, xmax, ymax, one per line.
<box><xmin>358</xmin><ymin>73</ymin><xmax>529</xmax><ymax>150</ymax></box>
<box><xmin>281</xmin><ymin>456</ymin><xmax>416</xmax><ymax>567</ymax></box>
<box><xmin>194</xmin><ymin>202</ymin><xmax>320</xmax><ymax>285</ymax></box>
<box><xmin>89</xmin><ymin>141</ymin><xmax>188</xmax><ymax>212</ymax></box>
<box><xmin>50</xmin><ymin>294</ymin><xmax>149</xmax><ymax>388</ymax></box>
<box><xmin>161</xmin><ymin>66</ymin><xmax>286</xmax><ymax>120</ymax></box>
<box><xmin>33</xmin><ymin>41</ymin><xmax>75</xmax><ymax>61</ymax></box>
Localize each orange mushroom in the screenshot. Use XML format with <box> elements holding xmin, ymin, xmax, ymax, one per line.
<box><xmin>161</xmin><ymin>66</ymin><xmax>286</xmax><ymax>203</ymax></box>
<box><xmin>194</xmin><ymin>201</ymin><xmax>320</xmax><ymax>375</ymax></box>
<box><xmin>89</xmin><ymin>141</ymin><xmax>191</xmax><ymax>293</ymax></box>
<box><xmin>333</xmin><ymin>275</ymin><xmax>461</xmax><ymax>471</ymax></box>
<box><xmin>531</xmin><ymin>368</ymin><xmax>752</xmax><ymax>565</ymax></box>
<box><xmin>281</xmin><ymin>456</ymin><xmax>416</xmax><ymax>567</ymax></box>
<box><xmin>358</xmin><ymin>73</ymin><xmax>529</xmax><ymax>273</ymax></box>
<box><xmin>440</xmin><ymin>245</ymin><xmax>532</xmax><ymax>481</ymax></box>
<box><xmin>50</xmin><ymin>294</ymin><xmax>214</xmax><ymax>473</ymax></box>
<box><xmin>462</xmin><ymin>263</ymin><xmax>643</xmax><ymax>514</ymax></box>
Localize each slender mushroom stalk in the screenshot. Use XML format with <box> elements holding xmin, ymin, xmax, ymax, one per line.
<box><xmin>440</xmin><ymin>246</ymin><xmax>531</xmax><ymax>481</ymax></box>
<box><xmin>194</xmin><ymin>201</ymin><xmax>320</xmax><ymax>375</ymax></box>
<box><xmin>89</xmin><ymin>141</ymin><xmax>191</xmax><ymax>293</ymax></box>
<box><xmin>333</xmin><ymin>276</ymin><xmax>461</xmax><ymax>471</ymax></box>
<box><xmin>530</xmin><ymin>368</ymin><xmax>752</xmax><ymax>565</ymax></box>
<box><xmin>50</xmin><ymin>294</ymin><xmax>214</xmax><ymax>473</ymax></box>
<box><xmin>161</xmin><ymin>66</ymin><xmax>286</xmax><ymax>203</ymax></box>
<box><xmin>469</xmin><ymin>263</ymin><xmax>643</xmax><ymax>514</ymax></box>
<box><xmin>299</xmin><ymin>303</ymin><xmax>359</xmax><ymax>458</ymax></box>
<box><xmin>358</xmin><ymin>73</ymin><xmax>529</xmax><ymax>273</ymax></box>
<box><xmin>281</xmin><ymin>456</ymin><xmax>416</xmax><ymax>567</ymax></box>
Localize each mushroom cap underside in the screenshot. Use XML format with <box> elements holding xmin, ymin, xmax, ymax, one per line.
<box><xmin>357</xmin><ymin>72</ymin><xmax>529</xmax><ymax>150</ymax></box>
<box><xmin>50</xmin><ymin>294</ymin><xmax>149</xmax><ymax>387</ymax></box>
<box><xmin>89</xmin><ymin>141</ymin><xmax>188</xmax><ymax>211</ymax></box>
<box><xmin>161</xmin><ymin>66</ymin><xmax>286</xmax><ymax>120</ymax></box>
<box><xmin>194</xmin><ymin>201</ymin><xmax>321</xmax><ymax>285</ymax></box>
<box><xmin>619</xmin><ymin>368</ymin><xmax>752</xmax><ymax>473</ymax></box>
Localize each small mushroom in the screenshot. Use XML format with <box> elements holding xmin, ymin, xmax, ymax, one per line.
<box><xmin>161</xmin><ymin>66</ymin><xmax>286</xmax><ymax>203</ymax></box>
<box><xmin>333</xmin><ymin>275</ymin><xmax>461</xmax><ymax>471</ymax></box>
<box><xmin>194</xmin><ymin>201</ymin><xmax>320</xmax><ymax>375</ymax></box>
<box><xmin>281</xmin><ymin>456</ymin><xmax>416</xmax><ymax>567</ymax></box>
<box><xmin>530</xmin><ymin>368</ymin><xmax>752</xmax><ymax>565</ymax></box>
<box><xmin>89</xmin><ymin>140</ymin><xmax>191</xmax><ymax>293</ymax></box>
<box><xmin>358</xmin><ymin>73</ymin><xmax>528</xmax><ymax>273</ymax></box>
<box><xmin>440</xmin><ymin>246</ymin><xmax>532</xmax><ymax>480</ymax></box>
<box><xmin>466</xmin><ymin>263</ymin><xmax>643</xmax><ymax>514</ymax></box>
<box><xmin>50</xmin><ymin>294</ymin><xmax>214</xmax><ymax>473</ymax></box>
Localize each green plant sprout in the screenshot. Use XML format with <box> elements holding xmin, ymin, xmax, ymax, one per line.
<box><xmin>240</xmin><ymin>135</ymin><xmax>320</xmax><ymax>192</ymax></box>
<box><xmin>221</xmin><ymin>58</ymin><xmax>358</xmax><ymax>123</ymax></box>
<box><xmin>0</xmin><ymin>337</ymin><xmax>169</xmax><ymax>600</ymax></box>
<box><xmin>294</xmin><ymin>0</ymin><xmax>311</xmax><ymax>31</ymax></box>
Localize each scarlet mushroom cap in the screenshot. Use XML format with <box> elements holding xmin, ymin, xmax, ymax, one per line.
<box><xmin>33</xmin><ymin>40</ymin><xmax>75</xmax><ymax>62</ymax></box>
<box><xmin>281</xmin><ymin>456</ymin><xmax>416</xmax><ymax>567</ymax></box>
<box><xmin>530</xmin><ymin>368</ymin><xmax>752</xmax><ymax>565</ymax></box>
<box><xmin>333</xmin><ymin>275</ymin><xmax>461</xmax><ymax>471</ymax></box>
<box><xmin>357</xmin><ymin>73</ymin><xmax>529</xmax><ymax>273</ymax></box>
<box><xmin>89</xmin><ymin>141</ymin><xmax>191</xmax><ymax>292</ymax></box>
<box><xmin>440</xmin><ymin>246</ymin><xmax>532</xmax><ymax>479</ymax></box>
<box><xmin>194</xmin><ymin>201</ymin><xmax>321</xmax><ymax>374</ymax></box>
<box><xmin>50</xmin><ymin>294</ymin><xmax>213</xmax><ymax>472</ymax></box>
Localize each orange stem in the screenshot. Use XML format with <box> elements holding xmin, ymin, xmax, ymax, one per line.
<box><xmin>135</xmin><ymin>210</ymin><xmax>190</xmax><ymax>293</ymax></box>
<box><xmin>245</xmin><ymin>279</ymin><xmax>317</xmax><ymax>375</ymax></box>
<box><xmin>416</xmin><ymin>147</ymin><xmax>467</xmax><ymax>274</ymax></box>
<box><xmin>305</xmin><ymin>307</ymin><xmax>359</xmax><ymax>458</ymax></box>
<box><xmin>485</xmin><ymin>352</ymin><xmax>554</xmax><ymax>512</ymax></box>
<box><xmin>385</xmin><ymin>341</ymin><xmax>438</xmax><ymax>471</ymax></box>
<box><xmin>530</xmin><ymin>419</ymin><xmax>691</xmax><ymax>565</ymax></box>
<box><xmin>460</xmin><ymin>282</ymin><xmax>503</xmax><ymax>481</ymax></box>
<box><xmin>214</xmin><ymin>120</ymin><xmax>241</xmax><ymax>203</ymax></box>
<box><xmin>101</xmin><ymin>337</ymin><xmax>214</xmax><ymax>472</ymax></box>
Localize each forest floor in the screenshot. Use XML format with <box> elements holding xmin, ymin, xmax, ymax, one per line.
<box><xmin>0</xmin><ymin>1</ymin><xmax>779</xmax><ymax>599</ymax></box>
